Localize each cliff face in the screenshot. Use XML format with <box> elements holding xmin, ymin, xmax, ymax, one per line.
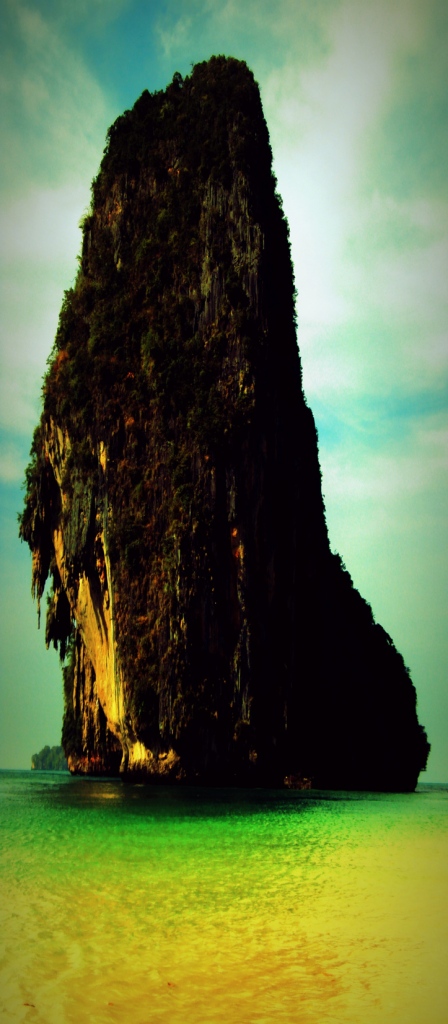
<box><xmin>20</xmin><ymin>57</ymin><xmax>429</xmax><ymax>789</ymax></box>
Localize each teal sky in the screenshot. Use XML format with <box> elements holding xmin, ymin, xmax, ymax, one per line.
<box><xmin>0</xmin><ymin>0</ymin><xmax>446</xmax><ymax>780</ymax></box>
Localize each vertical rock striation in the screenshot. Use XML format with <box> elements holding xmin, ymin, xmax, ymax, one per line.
<box><xmin>20</xmin><ymin>57</ymin><xmax>429</xmax><ymax>789</ymax></box>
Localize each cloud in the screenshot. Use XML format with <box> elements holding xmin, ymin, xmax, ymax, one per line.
<box><xmin>262</xmin><ymin>16</ymin><xmax>397</xmax><ymax>346</ymax></box>
<box><xmin>153</xmin><ymin>0</ymin><xmax>332</xmax><ymax>78</ymax></box>
<box><xmin>0</xmin><ymin>180</ymin><xmax>92</xmax><ymax>435</ymax></box>
<box><xmin>0</xmin><ymin>439</ymin><xmax>29</xmax><ymax>485</ymax></box>
<box><xmin>0</xmin><ymin>184</ymin><xmax>88</xmax><ymax>264</ymax></box>
<box><xmin>0</xmin><ymin>2</ymin><xmax>112</xmax><ymax>199</ymax></box>
<box><xmin>0</xmin><ymin>4</ymin><xmax>115</xmax><ymax>438</ymax></box>
<box><xmin>322</xmin><ymin>409</ymin><xmax>448</xmax><ymax>507</ymax></box>
<box><xmin>264</xmin><ymin>4</ymin><xmax>422</xmax><ymax>294</ymax></box>
<box><xmin>254</xmin><ymin>1</ymin><xmax>448</xmax><ymax>426</ymax></box>
<box><xmin>156</xmin><ymin>11</ymin><xmax>195</xmax><ymax>59</ymax></box>
<box><xmin>44</xmin><ymin>0</ymin><xmax>130</xmax><ymax>25</ymax></box>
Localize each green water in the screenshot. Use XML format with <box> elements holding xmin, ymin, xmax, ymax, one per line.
<box><xmin>1</xmin><ymin>771</ymin><xmax>447</xmax><ymax>1023</ymax></box>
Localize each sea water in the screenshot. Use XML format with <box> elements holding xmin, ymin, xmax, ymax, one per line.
<box><xmin>0</xmin><ymin>771</ymin><xmax>447</xmax><ymax>1024</ymax></box>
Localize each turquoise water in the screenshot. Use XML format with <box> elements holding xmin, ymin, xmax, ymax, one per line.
<box><xmin>1</xmin><ymin>771</ymin><xmax>447</xmax><ymax>1023</ymax></box>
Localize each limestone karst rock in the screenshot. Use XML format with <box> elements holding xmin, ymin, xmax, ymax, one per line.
<box><xmin>20</xmin><ymin>57</ymin><xmax>430</xmax><ymax>788</ymax></box>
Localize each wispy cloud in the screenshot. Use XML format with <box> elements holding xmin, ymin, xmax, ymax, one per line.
<box><xmin>156</xmin><ymin>12</ymin><xmax>195</xmax><ymax>60</ymax></box>
<box><xmin>0</xmin><ymin>185</ymin><xmax>88</xmax><ymax>263</ymax></box>
<box><xmin>0</xmin><ymin>437</ymin><xmax>29</xmax><ymax>485</ymax></box>
<box><xmin>258</xmin><ymin>1</ymin><xmax>448</xmax><ymax>420</ymax></box>
<box><xmin>0</xmin><ymin>181</ymin><xmax>86</xmax><ymax>434</ymax></box>
<box><xmin>323</xmin><ymin>409</ymin><xmax>448</xmax><ymax>507</ymax></box>
<box><xmin>0</xmin><ymin>3</ymin><xmax>115</xmax><ymax>439</ymax></box>
<box><xmin>0</xmin><ymin>2</ymin><xmax>111</xmax><ymax>198</ymax></box>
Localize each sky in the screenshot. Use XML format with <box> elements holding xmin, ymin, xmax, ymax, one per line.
<box><xmin>0</xmin><ymin>0</ymin><xmax>446</xmax><ymax>780</ymax></box>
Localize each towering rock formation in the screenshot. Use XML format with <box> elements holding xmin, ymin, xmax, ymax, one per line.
<box><xmin>20</xmin><ymin>57</ymin><xmax>429</xmax><ymax>789</ymax></box>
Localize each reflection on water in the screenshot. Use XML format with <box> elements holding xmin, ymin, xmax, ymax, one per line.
<box><xmin>1</xmin><ymin>771</ymin><xmax>447</xmax><ymax>1023</ymax></box>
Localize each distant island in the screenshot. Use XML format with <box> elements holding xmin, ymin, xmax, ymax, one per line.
<box><xmin>31</xmin><ymin>745</ymin><xmax>68</xmax><ymax>771</ymax></box>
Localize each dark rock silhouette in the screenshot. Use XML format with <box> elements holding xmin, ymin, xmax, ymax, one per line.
<box><xmin>19</xmin><ymin>57</ymin><xmax>429</xmax><ymax>789</ymax></box>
